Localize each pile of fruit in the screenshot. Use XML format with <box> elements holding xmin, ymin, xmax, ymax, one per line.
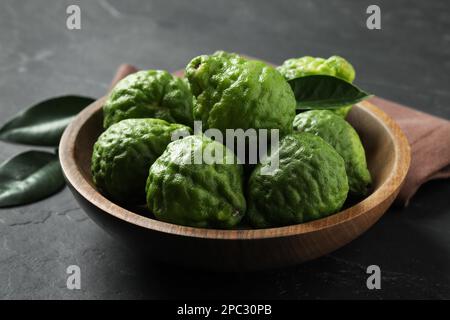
<box><xmin>91</xmin><ymin>51</ymin><xmax>372</xmax><ymax>229</ymax></box>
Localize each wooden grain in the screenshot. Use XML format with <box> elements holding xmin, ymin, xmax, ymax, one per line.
<box><xmin>59</xmin><ymin>98</ymin><xmax>410</xmax><ymax>270</ymax></box>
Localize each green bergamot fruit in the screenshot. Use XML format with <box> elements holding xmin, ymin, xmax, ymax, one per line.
<box><xmin>247</xmin><ymin>132</ymin><xmax>349</xmax><ymax>228</ymax></box>
<box><xmin>277</xmin><ymin>55</ymin><xmax>355</xmax><ymax>117</ymax></box>
<box><xmin>103</xmin><ymin>70</ymin><xmax>194</xmax><ymax>128</ymax></box>
<box><xmin>293</xmin><ymin>110</ymin><xmax>371</xmax><ymax>196</ymax></box>
<box><xmin>91</xmin><ymin>118</ymin><xmax>191</xmax><ymax>204</ymax></box>
<box><xmin>146</xmin><ymin>134</ymin><xmax>246</xmax><ymax>229</ymax></box>
<box><xmin>185</xmin><ymin>51</ymin><xmax>296</xmax><ymax>137</ymax></box>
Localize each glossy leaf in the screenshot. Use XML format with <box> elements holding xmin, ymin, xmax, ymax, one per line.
<box><xmin>0</xmin><ymin>151</ymin><xmax>65</xmax><ymax>207</ymax></box>
<box><xmin>0</xmin><ymin>95</ymin><xmax>95</xmax><ymax>146</ymax></box>
<box><xmin>287</xmin><ymin>75</ymin><xmax>372</xmax><ymax>110</ymax></box>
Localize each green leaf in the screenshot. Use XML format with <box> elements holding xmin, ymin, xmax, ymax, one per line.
<box><xmin>0</xmin><ymin>151</ymin><xmax>65</xmax><ymax>207</ymax></box>
<box><xmin>0</xmin><ymin>95</ymin><xmax>95</xmax><ymax>146</ymax></box>
<box><xmin>287</xmin><ymin>75</ymin><xmax>373</xmax><ymax>110</ymax></box>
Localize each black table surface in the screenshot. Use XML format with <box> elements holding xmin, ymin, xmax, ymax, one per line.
<box><xmin>0</xmin><ymin>0</ymin><xmax>449</xmax><ymax>299</ymax></box>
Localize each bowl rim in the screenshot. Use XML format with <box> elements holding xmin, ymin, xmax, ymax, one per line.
<box><xmin>59</xmin><ymin>98</ymin><xmax>411</xmax><ymax>240</ymax></box>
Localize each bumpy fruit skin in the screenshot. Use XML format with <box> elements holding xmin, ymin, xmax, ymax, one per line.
<box><xmin>91</xmin><ymin>118</ymin><xmax>191</xmax><ymax>204</ymax></box>
<box><xmin>277</xmin><ymin>56</ymin><xmax>355</xmax><ymax>117</ymax></box>
<box><xmin>293</xmin><ymin>110</ymin><xmax>372</xmax><ymax>196</ymax></box>
<box><xmin>185</xmin><ymin>51</ymin><xmax>296</xmax><ymax>137</ymax></box>
<box><xmin>146</xmin><ymin>135</ymin><xmax>246</xmax><ymax>229</ymax></box>
<box><xmin>248</xmin><ymin>132</ymin><xmax>348</xmax><ymax>228</ymax></box>
<box><xmin>103</xmin><ymin>70</ymin><xmax>194</xmax><ymax>128</ymax></box>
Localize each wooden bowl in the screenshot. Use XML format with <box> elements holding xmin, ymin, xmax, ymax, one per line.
<box><xmin>59</xmin><ymin>98</ymin><xmax>410</xmax><ymax>271</ymax></box>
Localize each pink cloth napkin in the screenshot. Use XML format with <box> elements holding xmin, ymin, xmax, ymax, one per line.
<box><xmin>108</xmin><ymin>64</ymin><xmax>450</xmax><ymax>206</ymax></box>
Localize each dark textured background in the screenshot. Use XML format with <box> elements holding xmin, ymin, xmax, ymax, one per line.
<box><xmin>0</xmin><ymin>0</ymin><xmax>449</xmax><ymax>299</ymax></box>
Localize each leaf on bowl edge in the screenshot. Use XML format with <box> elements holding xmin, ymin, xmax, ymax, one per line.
<box><xmin>287</xmin><ymin>75</ymin><xmax>372</xmax><ymax>110</ymax></box>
